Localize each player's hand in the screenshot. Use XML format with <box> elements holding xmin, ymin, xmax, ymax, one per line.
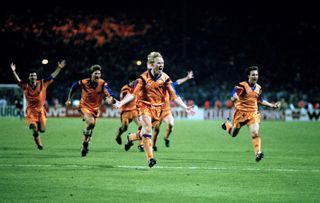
<box><xmin>273</xmin><ymin>101</ymin><xmax>281</xmax><ymax>109</ymax></box>
<box><xmin>187</xmin><ymin>71</ymin><xmax>194</xmax><ymax>80</ymax></box>
<box><xmin>106</xmin><ymin>96</ymin><xmax>116</xmax><ymax>105</ymax></box>
<box><xmin>113</xmin><ymin>100</ymin><xmax>122</xmax><ymax>109</ymax></box>
<box><xmin>58</xmin><ymin>60</ymin><xmax>66</xmax><ymax>69</ymax></box>
<box><xmin>10</xmin><ymin>62</ymin><xmax>16</xmax><ymax>71</ymax></box>
<box><xmin>184</xmin><ymin>105</ymin><xmax>196</xmax><ymax>116</ymax></box>
<box><xmin>65</xmin><ymin>100</ymin><xmax>71</xmax><ymax>106</ymax></box>
<box><xmin>231</xmin><ymin>94</ymin><xmax>239</xmax><ymax>102</ymax></box>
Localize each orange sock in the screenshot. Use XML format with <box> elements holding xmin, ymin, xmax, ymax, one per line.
<box><xmin>252</xmin><ymin>135</ymin><xmax>261</xmax><ymax>154</ymax></box>
<box><xmin>142</xmin><ymin>135</ymin><xmax>153</xmax><ymax>160</ymax></box>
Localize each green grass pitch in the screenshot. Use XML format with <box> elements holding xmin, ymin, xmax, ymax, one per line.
<box><xmin>0</xmin><ymin>117</ymin><xmax>319</xmax><ymax>202</ymax></box>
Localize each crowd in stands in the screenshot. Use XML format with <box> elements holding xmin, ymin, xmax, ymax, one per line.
<box><xmin>1</xmin><ymin>5</ymin><xmax>319</xmax><ymax>109</ymax></box>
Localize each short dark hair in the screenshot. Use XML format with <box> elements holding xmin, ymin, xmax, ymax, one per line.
<box><xmin>89</xmin><ymin>64</ymin><xmax>102</xmax><ymax>74</ymax></box>
<box><xmin>246</xmin><ymin>66</ymin><xmax>259</xmax><ymax>76</ymax></box>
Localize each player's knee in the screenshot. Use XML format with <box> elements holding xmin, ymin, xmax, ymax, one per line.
<box><xmin>87</xmin><ymin>123</ymin><xmax>95</xmax><ymax>130</ymax></box>
<box><xmin>168</xmin><ymin>124</ymin><xmax>174</xmax><ymax>131</ymax></box>
<box><xmin>144</xmin><ymin>126</ymin><xmax>152</xmax><ymax>134</ymax></box>
<box><xmin>251</xmin><ymin>132</ymin><xmax>259</xmax><ymax>138</ymax></box>
<box><xmin>83</xmin><ymin>129</ymin><xmax>93</xmax><ymax>136</ymax></box>
<box><xmin>29</xmin><ymin>124</ymin><xmax>37</xmax><ymax>130</ymax></box>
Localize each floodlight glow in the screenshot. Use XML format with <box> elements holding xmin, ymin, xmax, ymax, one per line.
<box><xmin>136</xmin><ymin>60</ymin><xmax>142</xmax><ymax>66</ymax></box>
<box><xmin>42</xmin><ymin>59</ymin><xmax>48</xmax><ymax>64</ymax></box>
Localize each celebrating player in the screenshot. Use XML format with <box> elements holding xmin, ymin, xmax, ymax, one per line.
<box><xmin>222</xmin><ymin>66</ymin><xmax>281</xmax><ymax>162</ymax></box>
<box><xmin>114</xmin><ymin>73</ymin><xmax>144</xmax><ymax>151</ymax></box>
<box><xmin>10</xmin><ymin>60</ymin><xmax>66</xmax><ymax>149</ymax></box>
<box><xmin>65</xmin><ymin>64</ymin><xmax>115</xmax><ymax>157</ymax></box>
<box><xmin>114</xmin><ymin>52</ymin><xmax>194</xmax><ymax>168</ymax></box>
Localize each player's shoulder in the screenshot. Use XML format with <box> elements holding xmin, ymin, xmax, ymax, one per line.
<box><xmin>137</xmin><ymin>71</ymin><xmax>149</xmax><ymax>83</ymax></box>
<box><xmin>236</xmin><ymin>81</ymin><xmax>247</xmax><ymax>88</ymax></box>
<box><xmin>121</xmin><ymin>84</ymin><xmax>130</xmax><ymax>91</ymax></box>
<box><xmin>160</xmin><ymin>72</ymin><xmax>171</xmax><ymax>81</ymax></box>
<box><xmin>140</xmin><ymin>70</ymin><xmax>148</xmax><ymax>78</ymax></box>
<box><xmin>256</xmin><ymin>83</ymin><xmax>262</xmax><ymax>89</ymax></box>
<box><xmin>80</xmin><ymin>78</ymin><xmax>90</xmax><ymax>84</ymax></box>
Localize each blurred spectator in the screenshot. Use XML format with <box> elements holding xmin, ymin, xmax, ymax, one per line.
<box><xmin>215</xmin><ymin>100</ymin><xmax>222</xmax><ymax>109</ymax></box>
<box><xmin>14</xmin><ymin>95</ymin><xmax>23</xmax><ymax>119</ymax></box>
<box><xmin>298</xmin><ymin>100</ymin><xmax>305</xmax><ymax>109</ymax></box>
<box><xmin>225</xmin><ymin>100</ymin><xmax>233</xmax><ymax>109</ymax></box>
<box><xmin>204</xmin><ymin>100</ymin><xmax>210</xmax><ymax>110</ymax></box>
<box><xmin>0</xmin><ymin>99</ymin><xmax>7</xmax><ymax>106</ymax></box>
<box><xmin>187</xmin><ymin>100</ymin><xmax>194</xmax><ymax>107</ymax></box>
<box><xmin>53</xmin><ymin>98</ymin><xmax>61</xmax><ymax>109</ymax></box>
<box><xmin>279</xmin><ymin>98</ymin><xmax>288</xmax><ymax>110</ymax></box>
<box><xmin>307</xmin><ymin>102</ymin><xmax>313</xmax><ymax>111</ymax></box>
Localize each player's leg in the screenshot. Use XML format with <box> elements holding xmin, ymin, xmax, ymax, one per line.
<box><xmin>81</xmin><ymin>112</ymin><xmax>96</xmax><ymax>157</ymax></box>
<box><xmin>27</xmin><ymin>109</ymin><xmax>43</xmax><ymax>150</ymax></box>
<box><xmin>248</xmin><ymin>123</ymin><xmax>264</xmax><ymax>161</ymax></box>
<box><xmin>29</xmin><ymin>122</ymin><xmax>43</xmax><ymax>150</ymax></box>
<box><xmin>115</xmin><ymin>113</ymin><xmax>129</xmax><ymax>145</ymax></box>
<box><xmin>222</xmin><ymin>120</ymin><xmax>241</xmax><ymax>136</ymax></box>
<box><xmin>36</xmin><ymin>112</ymin><xmax>47</xmax><ymax>149</ymax></box>
<box><xmin>133</xmin><ymin>117</ymin><xmax>144</xmax><ymax>152</ymax></box>
<box><xmin>139</xmin><ymin>114</ymin><xmax>156</xmax><ymax>167</ymax></box>
<box><xmin>152</xmin><ymin>122</ymin><xmax>161</xmax><ymax>151</ymax></box>
<box><xmin>222</xmin><ymin>110</ymin><xmax>241</xmax><ymax>137</ymax></box>
<box><xmin>247</xmin><ymin>112</ymin><xmax>263</xmax><ymax>162</ymax></box>
<box><xmin>162</xmin><ymin>114</ymin><xmax>174</xmax><ymax>147</ymax></box>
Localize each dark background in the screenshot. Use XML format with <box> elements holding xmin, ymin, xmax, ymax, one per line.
<box><xmin>1</xmin><ymin>1</ymin><xmax>319</xmax><ymax>107</ymax></box>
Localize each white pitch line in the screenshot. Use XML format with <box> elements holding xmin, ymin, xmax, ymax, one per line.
<box><xmin>0</xmin><ymin>164</ymin><xmax>319</xmax><ymax>173</ymax></box>
<box><xmin>117</xmin><ymin>165</ymin><xmax>320</xmax><ymax>173</ymax></box>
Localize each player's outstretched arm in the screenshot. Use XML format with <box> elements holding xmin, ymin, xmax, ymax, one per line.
<box><xmin>175</xmin><ymin>70</ymin><xmax>194</xmax><ymax>85</ymax></box>
<box><xmin>10</xmin><ymin>62</ymin><xmax>21</xmax><ymax>83</ymax></box>
<box><xmin>260</xmin><ymin>100</ymin><xmax>281</xmax><ymax>109</ymax></box>
<box><xmin>106</xmin><ymin>96</ymin><xmax>118</xmax><ymax>105</ymax></box>
<box><xmin>65</xmin><ymin>82</ymin><xmax>78</xmax><ymax>106</ymax></box>
<box><xmin>113</xmin><ymin>93</ymin><xmax>135</xmax><ymax>109</ymax></box>
<box><xmin>174</xmin><ymin>96</ymin><xmax>195</xmax><ymax>115</ymax></box>
<box><xmin>51</xmin><ymin>60</ymin><xmax>66</xmax><ymax>79</ymax></box>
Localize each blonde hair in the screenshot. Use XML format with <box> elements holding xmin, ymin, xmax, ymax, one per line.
<box><xmin>147</xmin><ymin>52</ymin><xmax>162</xmax><ymax>65</ymax></box>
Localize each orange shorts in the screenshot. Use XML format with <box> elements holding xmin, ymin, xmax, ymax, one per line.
<box><xmin>139</xmin><ymin>103</ymin><xmax>162</xmax><ymax>126</ymax></box>
<box><xmin>25</xmin><ymin>107</ymin><xmax>47</xmax><ymax>126</ymax></box>
<box><xmin>79</xmin><ymin>107</ymin><xmax>99</xmax><ymax>119</ymax></box>
<box><xmin>232</xmin><ymin>109</ymin><xmax>260</xmax><ymax>128</ymax></box>
<box><xmin>121</xmin><ymin>110</ymin><xmax>139</xmax><ymax>126</ymax></box>
<box><xmin>160</xmin><ymin>109</ymin><xmax>172</xmax><ymax>121</ymax></box>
